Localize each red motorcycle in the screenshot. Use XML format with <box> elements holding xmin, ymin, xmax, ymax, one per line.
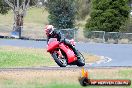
<box><xmin>47</xmin><ymin>38</ymin><xmax>85</xmax><ymax>67</ymax></box>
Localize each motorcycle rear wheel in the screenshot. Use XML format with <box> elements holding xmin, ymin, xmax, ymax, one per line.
<box><xmin>52</xmin><ymin>51</ymin><xmax>67</xmax><ymax>67</ymax></box>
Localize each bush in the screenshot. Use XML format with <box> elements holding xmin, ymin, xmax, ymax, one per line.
<box><xmin>85</xmin><ymin>0</ymin><xmax>130</xmax><ymax>32</ymax></box>
<box><xmin>46</xmin><ymin>0</ymin><xmax>76</xmax><ymax>29</ymax></box>
<box><xmin>75</xmin><ymin>0</ymin><xmax>91</xmax><ymax>20</ymax></box>
<box><xmin>0</xmin><ymin>0</ymin><xmax>10</xmax><ymax>14</ymax></box>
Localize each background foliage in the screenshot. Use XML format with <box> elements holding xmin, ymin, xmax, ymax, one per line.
<box><xmin>0</xmin><ymin>0</ymin><xmax>131</xmax><ymax>32</ymax></box>
<box><xmin>75</xmin><ymin>0</ymin><xmax>91</xmax><ymax>20</ymax></box>
<box><xmin>0</xmin><ymin>0</ymin><xmax>37</xmax><ymax>15</ymax></box>
<box><xmin>46</xmin><ymin>0</ymin><xmax>76</xmax><ymax>29</ymax></box>
<box><xmin>0</xmin><ymin>0</ymin><xmax>10</xmax><ymax>14</ymax></box>
<box><xmin>85</xmin><ymin>0</ymin><xmax>130</xmax><ymax>32</ymax></box>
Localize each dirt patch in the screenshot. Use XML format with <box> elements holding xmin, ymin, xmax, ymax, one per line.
<box><xmin>82</xmin><ymin>53</ymin><xmax>101</xmax><ymax>63</ymax></box>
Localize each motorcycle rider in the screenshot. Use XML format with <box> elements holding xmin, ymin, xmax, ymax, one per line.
<box><xmin>44</xmin><ymin>25</ymin><xmax>81</xmax><ymax>59</ymax></box>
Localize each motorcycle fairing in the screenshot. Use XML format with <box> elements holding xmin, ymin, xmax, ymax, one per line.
<box><xmin>47</xmin><ymin>41</ymin><xmax>59</xmax><ymax>52</ymax></box>
<box><xmin>59</xmin><ymin>43</ymin><xmax>77</xmax><ymax>63</ymax></box>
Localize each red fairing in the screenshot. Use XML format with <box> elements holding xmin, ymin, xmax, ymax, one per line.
<box><xmin>47</xmin><ymin>41</ymin><xmax>59</xmax><ymax>52</ymax></box>
<box><xmin>59</xmin><ymin>43</ymin><xmax>77</xmax><ymax>63</ymax></box>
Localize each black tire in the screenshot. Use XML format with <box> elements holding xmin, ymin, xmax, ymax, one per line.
<box><xmin>52</xmin><ymin>51</ymin><xmax>67</xmax><ymax>67</ymax></box>
<box><xmin>77</xmin><ymin>51</ymin><xmax>85</xmax><ymax>67</ymax></box>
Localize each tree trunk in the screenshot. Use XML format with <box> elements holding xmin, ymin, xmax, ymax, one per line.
<box><xmin>5</xmin><ymin>0</ymin><xmax>30</xmax><ymax>38</ymax></box>
<box><xmin>12</xmin><ymin>12</ymin><xmax>23</xmax><ymax>38</ymax></box>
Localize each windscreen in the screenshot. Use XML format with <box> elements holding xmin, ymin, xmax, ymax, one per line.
<box><xmin>48</xmin><ymin>38</ymin><xmax>57</xmax><ymax>44</ymax></box>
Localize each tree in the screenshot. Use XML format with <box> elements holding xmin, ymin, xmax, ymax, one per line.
<box><xmin>46</xmin><ymin>0</ymin><xmax>76</xmax><ymax>29</ymax></box>
<box><xmin>4</xmin><ymin>0</ymin><xmax>31</xmax><ymax>38</ymax></box>
<box><xmin>30</xmin><ymin>0</ymin><xmax>38</xmax><ymax>6</ymax></box>
<box><xmin>75</xmin><ymin>0</ymin><xmax>91</xmax><ymax>20</ymax></box>
<box><xmin>85</xmin><ymin>0</ymin><xmax>130</xmax><ymax>32</ymax></box>
<box><xmin>0</xmin><ymin>0</ymin><xmax>10</xmax><ymax>14</ymax></box>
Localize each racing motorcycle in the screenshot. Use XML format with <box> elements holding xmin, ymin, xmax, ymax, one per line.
<box><xmin>47</xmin><ymin>38</ymin><xmax>85</xmax><ymax>67</ymax></box>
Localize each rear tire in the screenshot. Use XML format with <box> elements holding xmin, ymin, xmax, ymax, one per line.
<box><xmin>77</xmin><ymin>51</ymin><xmax>85</xmax><ymax>67</ymax></box>
<box><xmin>52</xmin><ymin>51</ymin><xmax>67</xmax><ymax>67</ymax></box>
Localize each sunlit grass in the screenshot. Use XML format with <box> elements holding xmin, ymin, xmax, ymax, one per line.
<box><xmin>0</xmin><ymin>46</ymin><xmax>55</xmax><ymax>68</ymax></box>
<box><xmin>25</xmin><ymin>7</ymin><xmax>49</xmax><ymax>25</ymax></box>
<box><xmin>0</xmin><ymin>46</ymin><xmax>100</xmax><ymax>68</ymax></box>
<box><xmin>0</xmin><ymin>68</ymin><xmax>131</xmax><ymax>88</ymax></box>
<box><xmin>0</xmin><ymin>7</ymin><xmax>49</xmax><ymax>26</ymax></box>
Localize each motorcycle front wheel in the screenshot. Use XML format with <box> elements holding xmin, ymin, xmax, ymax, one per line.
<box><xmin>77</xmin><ymin>51</ymin><xmax>85</xmax><ymax>67</ymax></box>
<box><xmin>52</xmin><ymin>51</ymin><xmax>67</xmax><ymax>67</ymax></box>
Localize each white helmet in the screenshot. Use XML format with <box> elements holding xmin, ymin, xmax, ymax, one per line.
<box><xmin>44</xmin><ymin>25</ymin><xmax>54</xmax><ymax>36</ymax></box>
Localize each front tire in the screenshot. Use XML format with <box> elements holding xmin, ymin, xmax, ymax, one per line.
<box><xmin>52</xmin><ymin>51</ymin><xmax>67</xmax><ymax>67</ymax></box>
<box><xmin>77</xmin><ymin>51</ymin><xmax>85</xmax><ymax>67</ymax></box>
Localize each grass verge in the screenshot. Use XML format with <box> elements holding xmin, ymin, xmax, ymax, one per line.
<box><xmin>0</xmin><ymin>46</ymin><xmax>100</xmax><ymax>68</ymax></box>
<box><xmin>0</xmin><ymin>68</ymin><xmax>131</xmax><ymax>88</ymax></box>
<box><xmin>0</xmin><ymin>46</ymin><xmax>55</xmax><ymax>68</ymax></box>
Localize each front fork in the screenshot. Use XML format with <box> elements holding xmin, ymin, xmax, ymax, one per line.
<box><xmin>50</xmin><ymin>49</ymin><xmax>63</xmax><ymax>59</ymax></box>
<box><xmin>57</xmin><ymin>49</ymin><xmax>64</xmax><ymax>58</ymax></box>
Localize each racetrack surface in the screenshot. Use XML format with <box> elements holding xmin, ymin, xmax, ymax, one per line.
<box><xmin>0</xmin><ymin>39</ymin><xmax>132</xmax><ymax>67</ymax></box>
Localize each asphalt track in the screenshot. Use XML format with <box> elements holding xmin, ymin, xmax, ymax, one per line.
<box><xmin>0</xmin><ymin>39</ymin><xmax>132</xmax><ymax>67</ymax></box>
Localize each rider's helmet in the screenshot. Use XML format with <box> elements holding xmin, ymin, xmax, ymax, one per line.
<box><xmin>44</xmin><ymin>25</ymin><xmax>54</xmax><ymax>36</ymax></box>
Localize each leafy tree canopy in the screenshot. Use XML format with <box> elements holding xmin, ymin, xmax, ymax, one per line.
<box><xmin>0</xmin><ymin>0</ymin><xmax>37</xmax><ymax>14</ymax></box>
<box><xmin>0</xmin><ymin>0</ymin><xmax>10</xmax><ymax>14</ymax></box>
<box><xmin>85</xmin><ymin>0</ymin><xmax>130</xmax><ymax>32</ymax></box>
<box><xmin>46</xmin><ymin>0</ymin><xmax>76</xmax><ymax>29</ymax></box>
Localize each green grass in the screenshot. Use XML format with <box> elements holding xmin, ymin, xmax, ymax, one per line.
<box><xmin>44</xmin><ymin>83</ymin><xmax>132</xmax><ymax>88</ymax></box>
<box><xmin>0</xmin><ymin>7</ymin><xmax>49</xmax><ymax>26</ymax></box>
<box><xmin>1</xmin><ymin>80</ymin><xmax>45</xmax><ymax>88</ymax></box>
<box><xmin>25</xmin><ymin>7</ymin><xmax>49</xmax><ymax>25</ymax></box>
<box><xmin>1</xmin><ymin>81</ymin><xmax>131</xmax><ymax>88</ymax></box>
<box><xmin>44</xmin><ymin>83</ymin><xmax>82</xmax><ymax>88</ymax></box>
<box><xmin>0</xmin><ymin>46</ymin><xmax>55</xmax><ymax>68</ymax></box>
<box><xmin>0</xmin><ymin>68</ymin><xmax>131</xmax><ymax>88</ymax></box>
<box><xmin>0</xmin><ymin>46</ymin><xmax>100</xmax><ymax>68</ymax></box>
<box><xmin>118</xmin><ymin>69</ymin><xmax>132</xmax><ymax>77</ymax></box>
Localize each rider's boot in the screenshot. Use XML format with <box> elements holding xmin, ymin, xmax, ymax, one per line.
<box><xmin>71</xmin><ymin>46</ymin><xmax>81</xmax><ymax>60</ymax></box>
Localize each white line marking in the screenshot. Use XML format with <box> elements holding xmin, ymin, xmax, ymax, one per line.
<box><xmin>86</xmin><ymin>56</ymin><xmax>112</xmax><ymax>65</ymax></box>
<box><xmin>96</xmin><ymin>56</ymin><xmax>112</xmax><ymax>64</ymax></box>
